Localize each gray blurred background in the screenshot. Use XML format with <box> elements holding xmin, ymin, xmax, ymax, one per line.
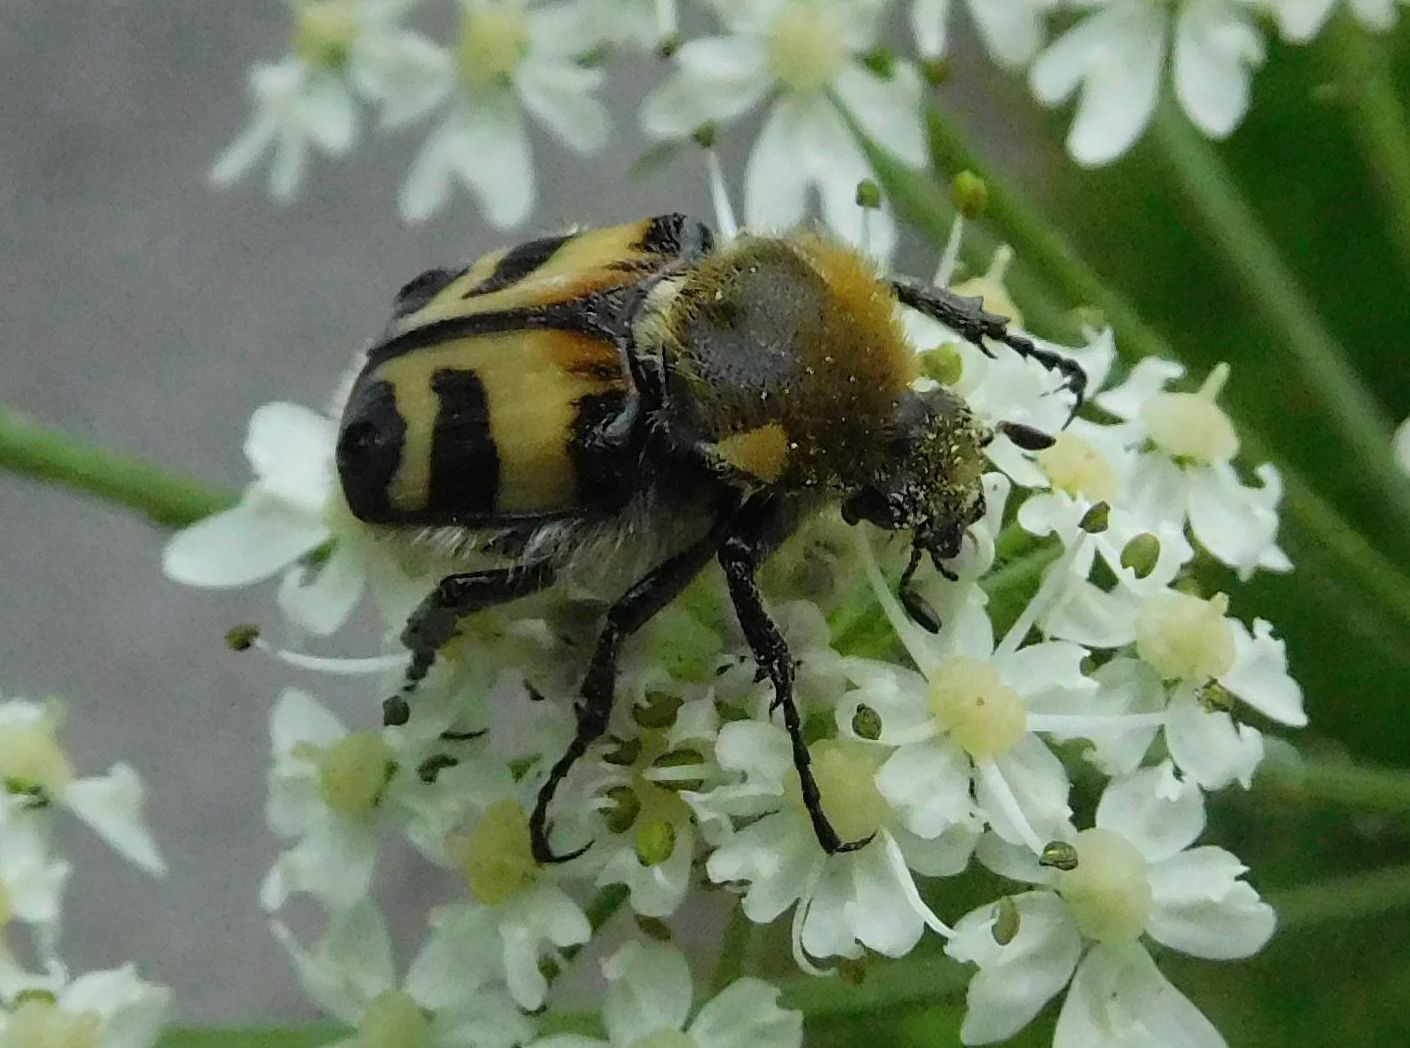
<box><xmin>0</xmin><ymin>0</ymin><xmax>1014</xmax><ymax>1024</ymax></box>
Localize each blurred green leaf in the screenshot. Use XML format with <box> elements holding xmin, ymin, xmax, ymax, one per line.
<box><xmin>158</xmin><ymin>1027</ymin><xmax>341</xmax><ymax>1048</ymax></box>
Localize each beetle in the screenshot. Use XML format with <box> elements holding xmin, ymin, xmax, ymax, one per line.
<box><xmin>334</xmin><ymin>213</ymin><xmax>1084</xmax><ymax>863</ymax></box>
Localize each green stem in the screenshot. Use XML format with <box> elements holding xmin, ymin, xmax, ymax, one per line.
<box><xmin>1272</xmin><ymin>863</ymin><xmax>1410</xmax><ymax>928</ymax></box>
<box><xmin>0</xmin><ymin>407</ymin><xmax>234</xmax><ymax>529</ymax></box>
<box><xmin>911</xmin><ymin>112</ymin><xmax>1410</xmax><ymax>637</ymax></box>
<box><xmin>780</xmin><ymin>954</ymin><xmax>969</xmax><ymax>1019</ymax></box>
<box><xmin>1328</xmin><ymin>16</ymin><xmax>1410</xmax><ymax>281</ymax></box>
<box><xmin>1149</xmin><ymin>105</ymin><xmax>1410</xmax><ymax>526</ymax></box>
<box><xmin>1258</xmin><ymin>757</ymin><xmax>1410</xmax><ymax>814</ymax></box>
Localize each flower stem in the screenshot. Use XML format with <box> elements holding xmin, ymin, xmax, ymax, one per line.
<box><xmin>1326</xmin><ymin>16</ymin><xmax>1410</xmax><ymax>281</ymax></box>
<box><xmin>1272</xmin><ymin>863</ymin><xmax>1410</xmax><ymax>929</ymax></box>
<box><xmin>1148</xmin><ymin>104</ymin><xmax>1410</xmax><ymax>526</ymax></box>
<box><xmin>903</xmin><ymin>112</ymin><xmax>1410</xmax><ymax>638</ymax></box>
<box><xmin>1259</xmin><ymin>756</ymin><xmax>1410</xmax><ymax>814</ymax></box>
<box><xmin>780</xmin><ymin>954</ymin><xmax>969</xmax><ymax>1019</ymax></box>
<box><xmin>0</xmin><ymin>406</ymin><xmax>234</xmax><ymax>529</ymax></box>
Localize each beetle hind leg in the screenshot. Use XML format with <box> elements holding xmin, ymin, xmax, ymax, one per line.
<box><xmin>383</xmin><ymin>562</ymin><xmax>557</xmax><ymax>728</ymax></box>
<box><xmin>718</xmin><ymin>506</ymin><xmax>875</xmax><ymax>856</ymax></box>
<box><xmin>531</xmin><ymin>502</ymin><xmax>740</xmax><ymax>864</ymax></box>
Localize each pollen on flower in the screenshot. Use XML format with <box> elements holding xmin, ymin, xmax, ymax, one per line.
<box><xmin>1142</xmin><ymin>363</ymin><xmax>1239</xmax><ymax>465</ymax></box>
<box><xmin>459</xmin><ymin>4</ymin><xmax>529</xmax><ymax>87</ymax></box>
<box><xmin>4</xmin><ymin>998</ymin><xmax>101</xmax><ymax>1048</ymax></box>
<box><xmin>928</xmin><ymin>656</ymin><xmax>1026</xmax><ymax>761</ymax></box>
<box><xmin>355</xmin><ymin>989</ymin><xmax>430</xmax><ymax>1048</ymax></box>
<box><xmin>1038</xmin><ymin>433</ymin><xmax>1119</xmax><ymax>503</ymax></box>
<box><xmin>1057</xmin><ymin>828</ymin><xmax>1153</xmax><ymax>944</ymax></box>
<box><xmin>308</xmin><ymin>732</ymin><xmax>393</xmax><ymax>816</ymax></box>
<box><xmin>767</xmin><ymin>2</ymin><xmax>846</xmax><ymax>94</ymax></box>
<box><xmin>452</xmin><ymin>799</ymin><xmax>539</xmax><ymax>906</ymax></box>
<box><xmin>789</xmin><ymin>740</ymin><xmax>890</xmax><ymax>841</ymax></box>
<box><xmin>293</xmin><ymin>1</ymin><xmax>360</xmax><ymax>69</ymax></box>
<box><xmin>0</xmin><ymin>717</ymin><xmax>74</xmax><ymax>796</ymax></box>
<box><xmin>1135</xmin><ymin>591</ymin><xmax>1236</xmax><ymax>682</ymax></box>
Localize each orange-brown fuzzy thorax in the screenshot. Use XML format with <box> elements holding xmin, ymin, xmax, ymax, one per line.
<box><xmin>658</xmin><ymin>234</ymin><xmax>918</xmax><ymax>492</ymax></box>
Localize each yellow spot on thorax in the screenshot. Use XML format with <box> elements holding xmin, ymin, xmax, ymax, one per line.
<box><xmin>715</xmin><ymin>424</ymin><xmax>790</xmax><ymax>483</ymax></box>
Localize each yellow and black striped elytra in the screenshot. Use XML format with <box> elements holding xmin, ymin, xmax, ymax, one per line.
<box><xmin>335</xmin><ymin>213</ymin><xmax>1085</xmax><ymax>865</ymax></box>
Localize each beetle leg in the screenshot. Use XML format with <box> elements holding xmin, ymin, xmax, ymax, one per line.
<box><xmin>718</xmin><ymin>498</ymin><xmax>874</xmax><ymax>856</ymax></box>
<box><xmin>384</xmin><ymin>562</ymin><xmax>556</xmax><ymax>728</ymax></box>
<box><xmin>890</xmin><ymin>276</ymin><xmax>1087</xmax><ymax>421</ymax></box>
<box><xmin>531</xmin><ymin>499</ymin><xmax>740</xmax><ymax>865</ymax></box>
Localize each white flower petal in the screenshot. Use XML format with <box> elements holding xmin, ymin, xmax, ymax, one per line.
<box><xmin>276</xmin><ymin>543</ymin><xmax>366</xmax><ymax>636</ymax></box>
<box><xmin>833</xmin><ymin>62</ymin><xmax>926</xmax><ymax>166</ymax></box>
<box><xmin>1148</xmin><ymin>846</ymin><xmax>1276</xmax><ymax>959</ymax></box>
<box><xmin>639</xmin><ymin>36</ymin><xmax>772</xmax><ymax>138</ymax></box>
<box><xmin>603</xmin><ymin>940</ymin><xmax>694</xmax><ymax>1043</ymax></box>
<box><xmin>1187</xmin><ymin>462</ymin><xmax>1286</xmax><ymax>579</ymax></box>
<box><xmin>271</xmin><ymin>902</ymin><xmax>396</xmax><ymax>1023</ymax></box>
<box><xmin>1055</xmin><ymin>944</ymin><xmax>1226</xmax><ymax>1048</ymax></box>
<box><xmin>1066</xmin><ymin>10</ymin><xmax>1168</xmax><ymax>166</ymax></box>
<box><xmin>845</xmin><ymin>839</ymin><xmax>928</xmax><ymax>957</ymax></box>
<box><xmin>1095</xmin><ymin>763</ymin><xmax>1204</xmax><ymax>863</ymax></box>
<box><xmin>984</xmin><ymin>736</ymin><xmax>1073</xmax><ymax>849</ymax></box>
<box><xmin>948</xmin><ymin>891</ymin><xmax>1082</xmax><ymax>1045</ymax></box>
<box><xmin>446</xmin><ymin>95</ymin><xmax>536</xmax><ymax>229</ymax></box>
<box><xmin>162</xmin><ymin>493</ymin><xmax>328</xmax><ymax>587</ymax></box>
<box><xmin>1173</xmin><ymin>0</ymin><xmax>1264</xmax><ymax>139</ymax></box>
<box><xmin>262</xmin><ymin>817</ymin><xmax>377</xmax><ymax>911</ymax></box>
<box><xmin>517</xmin><ymin>60</ymin><xmax>610</xmax><ymax>153</ymax></box>
<box><xmin>405</xmin><ymin>905</ymin><xmax>499</xmax><ymax>1005</ymax></box>
<box><xmin>744</xmin><ymin>97</ymin><xmax>818</xmax><ymax>234</ymax></box>
<box><xmin>690</xmin><ymin>977</ymin><xmax>802</xmax><ymax>1048</ymax></box>
<box><xmin>270</xmin><ymin>687</ymin><xmax>348</xmax><ymax>756</ymax></box>
<box><xmin>245</xmin><ymin>402</ymin><xmax>336</xmax><ymax>510</ymax></box>
<box><xmin>1094</xmin><ymin>357</ymin><xmax>1185</xmax><ymax>422</ymax></box>
<box><xmin>61</xmin><ymin>965</ymin><xmax>171</xmax><ymax>1048</ymax></box>
<box><xmin>876</xmin><ymin>737</ymin><xmax>975</xmax><ymax>839</ymax></box>
<box><xmin>63</xmin><ymin>765</ymin><xmax>165</xmax><ymax>875</ymax></box>
<box><xmin>1165</xmin><ymin>688</ymin><xmax>1264</xmax><ymax>790</ymax></box>
<box><xmin>1222</xmin><ymin>619</ymin><xmax>1306</xmax><ymax>726</ymax></box>
<box><xmin>967</xmin><ymin>0</ymin><xmax>1046</xmax><ymax>70</ymax></box>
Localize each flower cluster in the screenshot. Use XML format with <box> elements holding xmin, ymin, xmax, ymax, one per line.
<box><xmin>0</xmin><ymin>693</ymin><xmax>170</xmax><ymax>1046</ymax></box>
<box><xmin>165</xmin><ymin>199</ymin><xmax>1304</xmax><ymax>1045</ymax></box>
<box><xmin>213</xmin><ymin>0</ymin><xmax>1403</xmax><ymax>233</ymax></box>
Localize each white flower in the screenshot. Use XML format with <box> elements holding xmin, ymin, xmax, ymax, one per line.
<box><xmin>1270</xmin><ymin>0</ymin><xmax>1406</xmax><ymax>40</ymax></box>
<box><xmin>212</xmin><ymin>1</ymin><xmax>446</xmax><ymax>201</ymax></box>
<box><xmin>530</xmin><ymin>939</ymin><xmax>803</xmax><ymax>1048</ymax></box>
<box><xmin>910</xmin><ymin>0</ymin><xmax>1053</xmax><ymax>69</ymax></box>
<box><xmin>261</xmin><ymin>688</ymin><xmax>398</xmax><ymax>911</ymax></box>
<box><xmin>641</xmin><ymin>0</ymin><xmax>927</xmax><ymax>258</ymax></box>
<box><xmin>0</xmin><ymin>699</ymin><xmax>164</xmax><ymax>876</ymax></box>
<box><xmin>1396</xmin><ymin>415</ymin><xmax>1410</xmax><ymax>474</ymax></box>
<box><xmin>397</xmin><ymin>0</ymin><xmax>611</xmax><ymax>227</ymax></box>
<box><xmin>0</xmin><ymin>964</ymin><xmax>171</xmax><ymax>1048</ymax></box>
<box><xmin>1095</xmin><ymin>359</ymin><xmax>1291</xmax><ymax>579</ymax></box>
<box><xmin>845</xmin><ymin>593</ymin><xmax>1095</xmax><ymax>854</ymax></box>
<box><xmin>1030</xmin><ymin>0</ymin><xmax>1266</xmax><ymax>167</ymax></box>
<box><xmin>0</xmin><ymin>810</ymin><xmax>71</xmax><ymax>972</ymax></box>
<box><xmin>948</xmin><ymin>763</ymin><xmax>1275</xmax><ymax>1046</ymax></box>
<box><xmin>407</xmin><ymin>762</ymin><xmax>595</xmax><ymax>1011</ymax></box>
<box><xmin>162</xmin><ymin>401</ymin><xmax>366</xmax><ymax>636</ymax></box>
<box><xmin>275</xmin><ymin>901</ymin><xmax>534</xmax><ymax>1048</ymax></box>
<box><xmin>576</xmin><ymin>0</ymin><xmax>679</xmax><ymax>50</ymax></box>
<box><xmin>697</xmin><ymin>721</ymin><xmax>973</xmax><ymax>965</ymax></box>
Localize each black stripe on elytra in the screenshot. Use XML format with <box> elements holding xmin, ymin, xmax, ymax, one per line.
<box><xmin>365</xmin><ymin>296</ymin><xmax>627</xmax><ymax>368</ymax></box>
<box><xmin>427</xmin><ymin>368</ymin><xmax>500</xmax><ymax>515</ymax></box>
<box><xmin>336</xmin><ymin>379</ymin><xmax>405</xmax><ymax>523</ymax></box>
<box><xmin>392</xmin><ymin>266</ymin><xmax>465</xmax><ymax>319</ymax></box>
<box><xmin>568</xmin><ymin>388</ymin><xmax>635</xmax><ymax>511</ymax></box>
<box><xmin>465</xmin><ymin>233</ymin><xmax>573</xmax><ymax>298</ymax></box>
